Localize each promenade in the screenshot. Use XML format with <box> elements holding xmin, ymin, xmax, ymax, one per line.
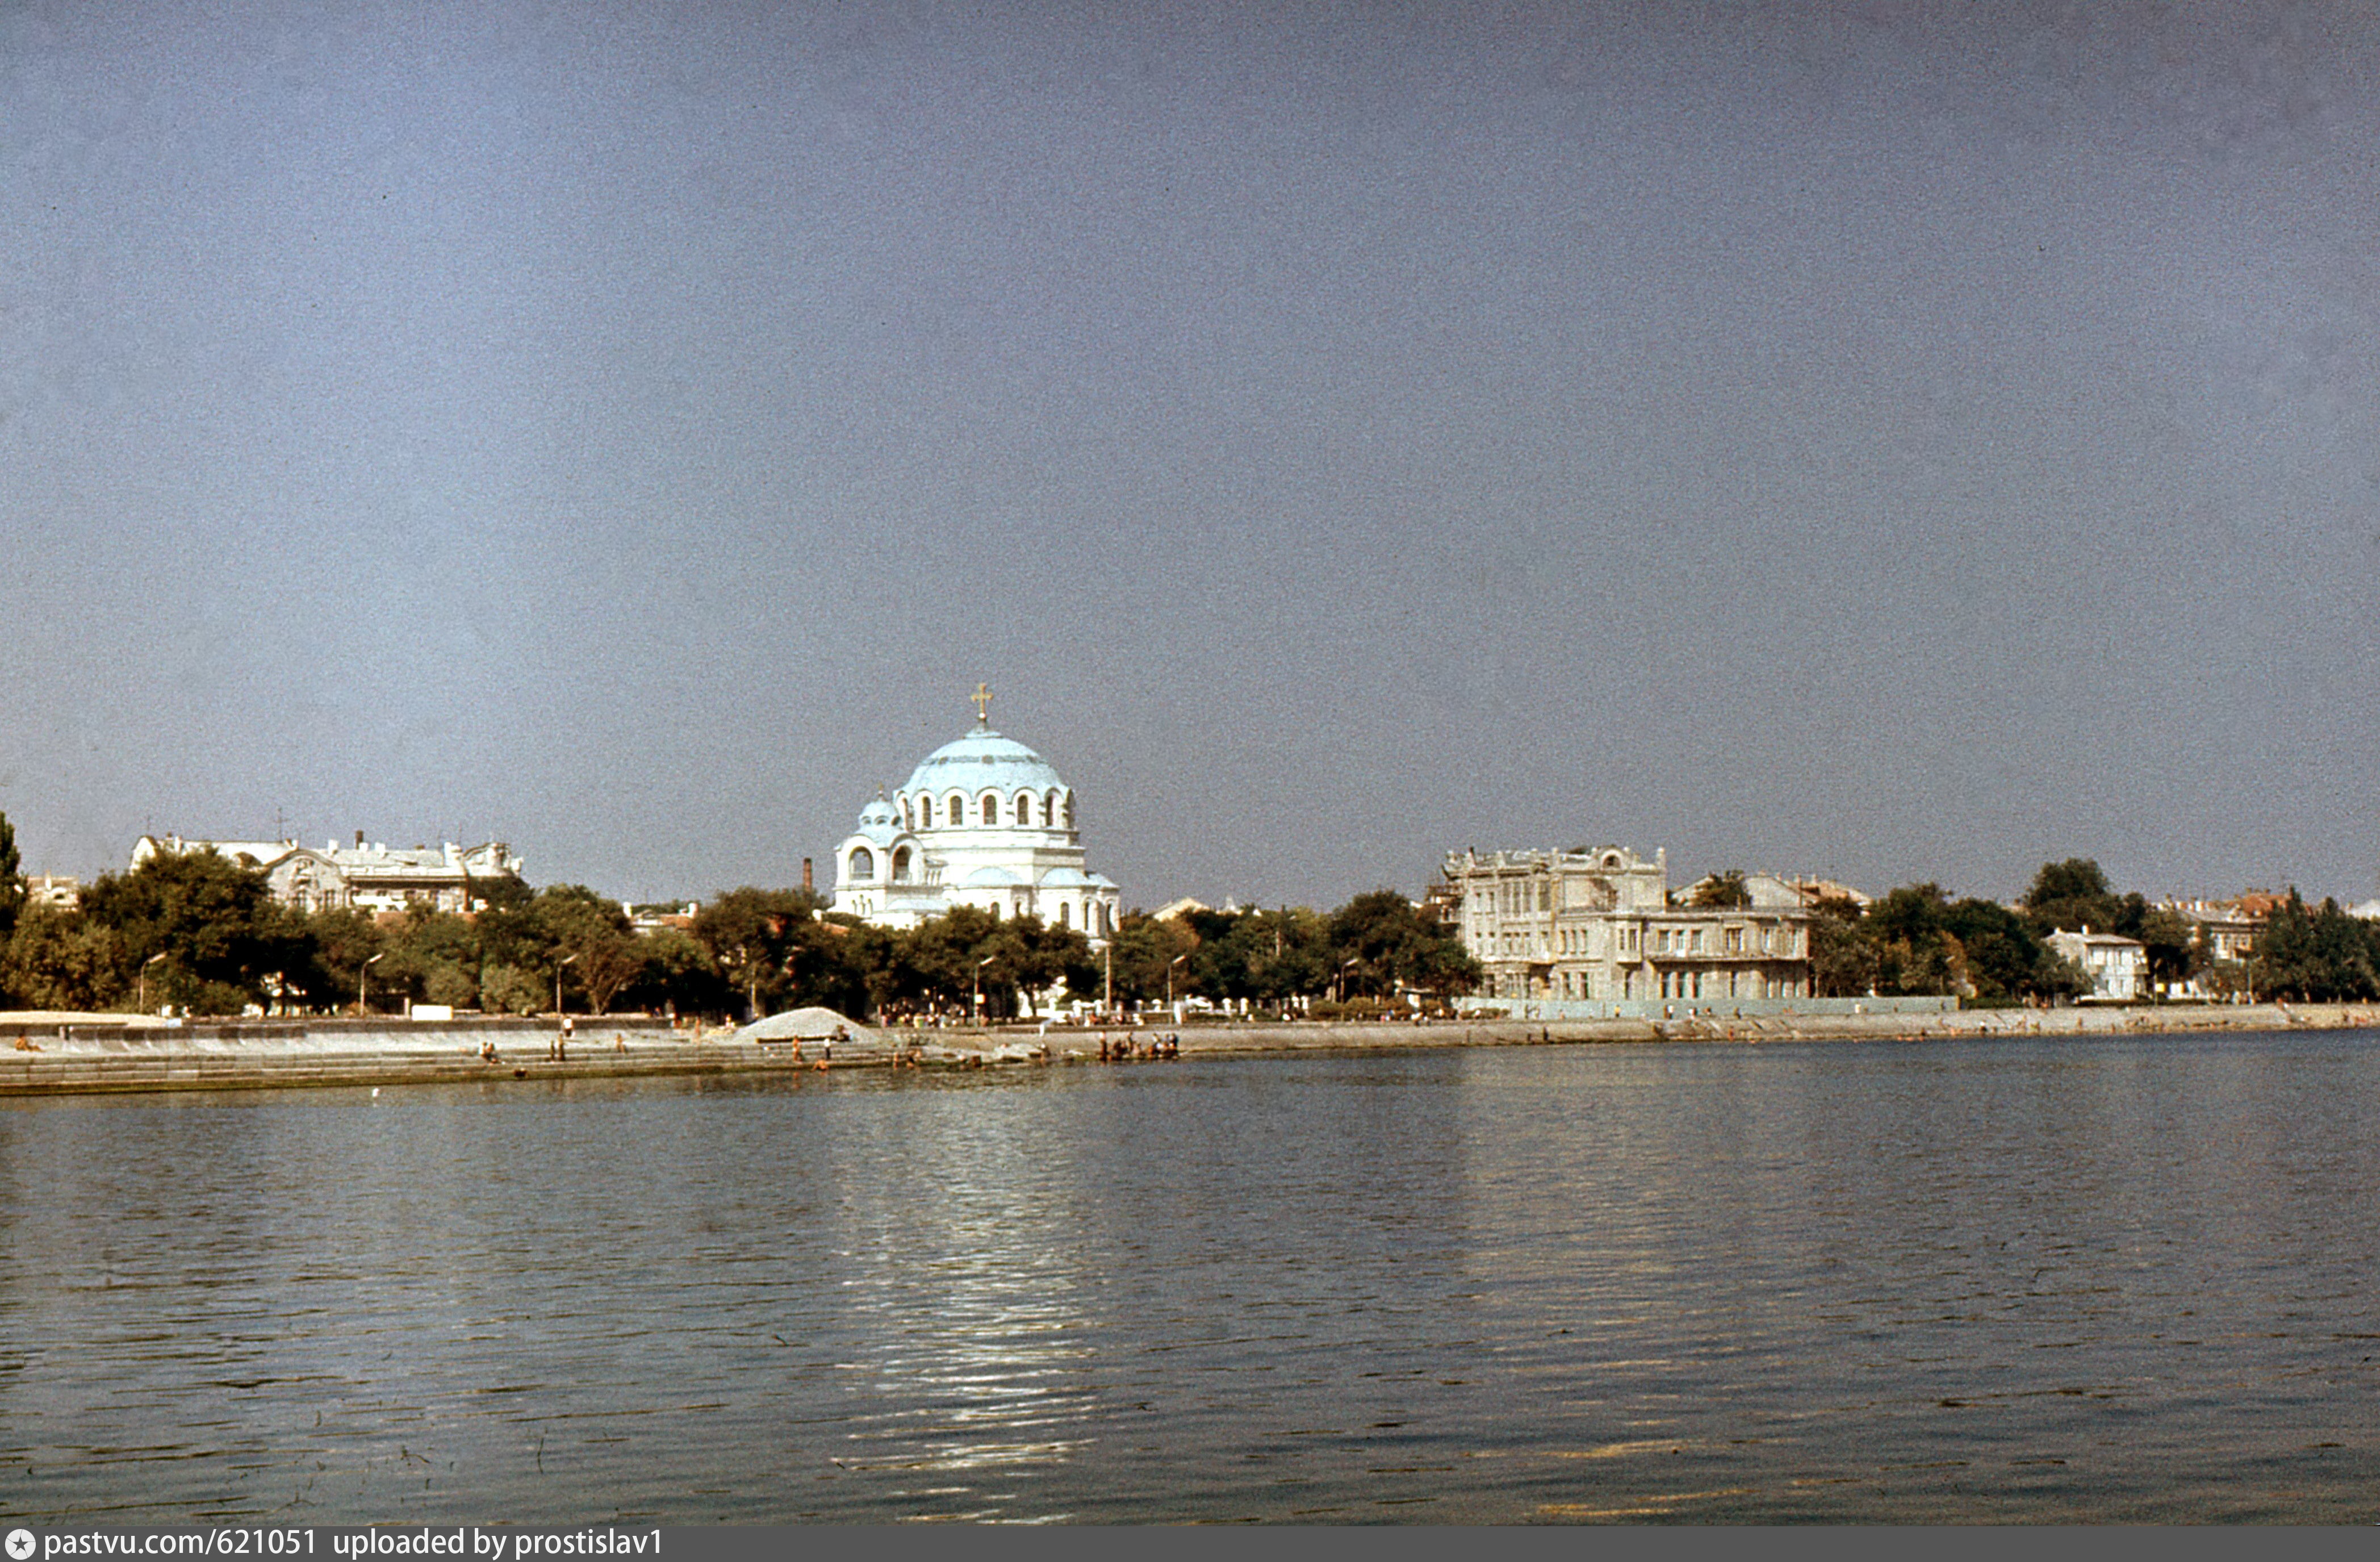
<box><xmin>2</xmin><ymin>1001</ymin><xmax>2372</xmax><ymax>1097</ymax></box>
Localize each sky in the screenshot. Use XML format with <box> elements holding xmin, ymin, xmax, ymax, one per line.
<box><xmin>4</xmin><ymin>1</ymin><xmax>2377</xmax><ymax>911</ymax></box>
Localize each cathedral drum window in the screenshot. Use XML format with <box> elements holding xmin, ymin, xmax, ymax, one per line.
<box><xmin>848</xmin><ymin>846</ymin><xmax>875</xmax><ymax>881</ymax></box>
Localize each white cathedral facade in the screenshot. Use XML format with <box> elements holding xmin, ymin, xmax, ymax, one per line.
<box><xmin>831</xmin><ymin>690</ymin><xmax>1122</xmax><ymax>941</ymax></box>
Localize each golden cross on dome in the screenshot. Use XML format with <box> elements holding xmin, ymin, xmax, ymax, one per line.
<box><xmin>971</xmin><ymin>682</ymin><xmax>993</xmax><ymax>724</ymax></box>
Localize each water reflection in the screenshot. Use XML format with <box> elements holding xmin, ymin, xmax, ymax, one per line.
<box><xmin>3</xmin><ymin>1035</ymin><xmax>2377</xmax><ymax>1521</ymax></box>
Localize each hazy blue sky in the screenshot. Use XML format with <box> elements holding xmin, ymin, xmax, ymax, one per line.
<box><xmin>5</xmin><ymin>2</ymin><xmax>2375</xmax><ymax>910</ymax></box>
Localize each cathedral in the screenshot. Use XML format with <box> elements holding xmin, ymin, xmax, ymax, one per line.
<box><xmin>830</xmin><ymin>687</ymin><xmax>1122</xmax><ymax>941</ymax></box>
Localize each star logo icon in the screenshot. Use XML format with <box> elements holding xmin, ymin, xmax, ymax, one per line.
<box><xmin>6</xmin><ymin>1528</ymin><xmax>36</xmax><ymax>1561</ymax></box>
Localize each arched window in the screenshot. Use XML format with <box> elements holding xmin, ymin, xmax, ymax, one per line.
<box><xmin>947</xmin><ymin>791</ymin><xmax>966</xmax><ymax>824</ymax></box>
<box><xmin>848</xmin><ymin>846</ymin><xmax>875</xmax><ymax>881</ymax></box>
<box><xmin>1057</xmin><ymin>903</ymin><xmax>1069</xmax><ymax>928</ymax></box>
<box><xmin>1064</xmin><ymin>795</ymin><xmax>1076</xmax><ymax>829</ymax></box>
<box><xmin>1015</xmin><ymin>792</ymin><xmax>1034</xmax><ymax>826</ymax></box>
<box><xmin>918</xmin><ymin>796</ymin><xmax>934</xmax><ymax>828</ymax></box>
<box><xmin>980</xmin><ymin>792</ymin><xmax>999</xmax><ymax>825</ymax></box>
<box><xmin>892</xmin><ymin>846</ymin><xmax>913</xmax><ymax>883</ymax></box>
<box><xmin>1044</xmin><ymin>788</ymin><xmax>1061</xmax><ymax>826</ymax></box>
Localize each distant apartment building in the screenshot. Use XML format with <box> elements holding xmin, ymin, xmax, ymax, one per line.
<box><xmin>2157</xmin><ymin>897</ymin><xmax>2261</xmax><ymax>966</ymax></box>
<box><xmin>1441</xmin><ymin>845</ymin><xmax>1814</xmax><ymax>1004</ymax></box>
<box><xmin>130</xmin><ymin>834</ymin><xmax>524</xmax><ymax>915</ymax></box>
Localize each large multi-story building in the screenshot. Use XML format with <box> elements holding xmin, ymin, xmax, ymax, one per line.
<box><xmin>1441</xmin><ymin>845</ymin><xmax>1814</xmax><ymax>1005</ymax></box>
<box><xmin>129</xmin><ymin>834</ymin><xmax>524</xmax><ymax>915</ymax></box>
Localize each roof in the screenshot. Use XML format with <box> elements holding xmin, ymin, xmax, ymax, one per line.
<box><xmin>901</xmin><ymin>725</ymin><xmax>1069</xmax><ymax>799</ymax></box>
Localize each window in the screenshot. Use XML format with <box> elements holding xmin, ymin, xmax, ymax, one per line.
<box><xmin>919</xmin><ymin>796</ymin><xmax>935</xmax><ymax>827</ymax></box>
<box><xmin>1016</xmin><ymin>793</ymin><xmax>1034</xmax><ymax>826</ymax></box>
<box><xmin>981</xmin><ymin>792</ymin><xmax>999</xmax><ymax>825</ymax></box>
<box><xmin>848</xmin><ymin>847</ymin><xmax>875</xmax><ymax>880</ymax></box>
<box><xmin>892</xmin><ymin>846</ymin><xmax>912</xmax><ymax>883</ymax></box>
<box><xmin>947</xmin><ymin>791</ymin><xmax>966</xmax><ymax>824</ymax></box>
<box><xmin>1058</xmin><ymin>903</ymin><xmax>1069</xmax><ymax>928</ymax></box>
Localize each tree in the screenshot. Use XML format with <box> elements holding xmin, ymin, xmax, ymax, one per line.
<box><xmin>689</xmin><ymin>887</ymin><xmax>831</xmax><ymax>1018</ymax></box>
<box><xmin>1327</xmin><ymin>889</ymin><xmax>1480</xmax><ymax>1000</ymax></box>
<box><xmin>1690</xmin><ymin>871</ymin><xmax>1752</xmax><ymax>909</ymax></box>
<box><xmin>1940</xmin><ymin>897</ymin><xmax>2072</xmax><ymax>1004</ymax></box>
<box><xmin>2</xmin><ymin>904</ymin><xmax>123</xmax><ymax>1011</ymax></box>
<box><xmin>1808</xmin><ymin>895</ymin><xmax>1878</xmax><ymax>998</ymax></box>
<box><xmin>1105</xmin><ymin>912</ymin><xmax>1200</xmax><ymax>1007</ymax></box>
<box><xmin>537</xmin><ymin>885</ymin><xmax>642</xmax><ymax>1014</ymax></box>
<box><xmin>2022</xmin><ymin>858</ymin><xmax>2127</xmax><ymax>937</ymax></box>
<box><xmin>2251</xmin><ymin>891</ymin><xmax>2380</xmax><ymax>1002</ymax></box>
<box><xmin>379</xmin><ymin>906</ymin><xmax>482</xmax><ymax>1012</ymax></box>
<box><xmin>622</xmin><ymin>926</ymin><xmax>728</xmax><ymax>1018</ymax></box>
<box><xmin>79</xmin><ymin>847</ymin><xmax>292</xmax><ymax>1014</ymax></box>
<box><xmin>0</xmin><ymin>809</ymin><xmax>23</xmax><ymax>943</ymax></box>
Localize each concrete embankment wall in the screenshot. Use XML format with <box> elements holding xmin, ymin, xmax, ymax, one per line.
<box><xmin>3</xmin><ymin>1004</ymin><xmax>2370</xmax><ymax>1097</ymax></box>
<box><xmin>0</xmin><ymin>1016</ymin><xmax>810</xmax><ymax>1096</ymax></box>
<box><xmin>999</xmin><ymin>1001</ymin><xmax>2377</xmax><ymax>1056</ymax></box>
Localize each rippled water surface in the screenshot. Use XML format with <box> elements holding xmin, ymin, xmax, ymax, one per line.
<box><xmin>4</xmin><ymin>1033</ymin><xmax>2378</xmax><ymax>1522</ymax></box>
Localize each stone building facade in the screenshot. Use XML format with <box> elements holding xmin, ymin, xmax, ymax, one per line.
<box><xmin>129</xmin><ymin>834</ymin><xmax>524</xmax><ymax>916</ymax></box>
<box><xmin>1442</xmin><ymin>845</ymin><xmax>1814</xmax><ymax>1005</ymax></box>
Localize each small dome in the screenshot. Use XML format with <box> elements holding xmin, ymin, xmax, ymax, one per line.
<box><xmin>902</xmin><ymin>727</ymin><xmax>1068</xmax><ymax>803</ymax></box>
<box><xmin>853</xmin><ymin>795</ymin><xmax>902</xmax><ymax>846</ymax></box>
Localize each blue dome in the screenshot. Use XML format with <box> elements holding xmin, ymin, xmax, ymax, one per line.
<box><xmin>900</xmin><ymin>726</ymin><xmax>1068</xmax><ymax>798</ymax></box>
<box><xmin>853</xmin><ymin>794</ymin><xmax>902</xmax><ymax>845</ymax></box>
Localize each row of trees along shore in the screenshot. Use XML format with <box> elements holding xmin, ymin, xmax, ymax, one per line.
<box><xmin>0</xmin><ymin>823</ymin><xmax>1479</xmax><ymax>1021</ymax></box>
<box><xmin>1805</xmin><ymin>857</ymin><xmax>2380</xmax><ymax>1005</ymax></box>
<box><xmin>7</xmin><ymin>822</ymin><xmax>2377</xmax><ymax>1018</ymax></box>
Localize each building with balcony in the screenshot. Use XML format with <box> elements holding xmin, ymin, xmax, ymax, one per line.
<box><xmin>1441</xmin><ymin>845</ymin><xmax>1814</xmax><ymax>1007</ymax></box>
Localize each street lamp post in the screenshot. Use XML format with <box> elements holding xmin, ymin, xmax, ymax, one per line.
<box><xmin>358</xmin><ymin>953</ymin><xmax>384</xmax><ymax>1017</ymax></box>
<box><xmin>139</xmin><ymin>951</ymin><xmax>167</xmax><ymax>1014</ymax></box>
<box><xmin>555</xmin><ymin>953</ymin><xmax>578</xmax><ymax>1016</ymax></box>
<box><xmin>1338</xmin><ymin>956</ymin><xmax>1360</xmax><ymax>1004</ymax></box>
<box><xmin>974</xmin><ymin>955</ymin><xmax>995</xmax><ymax>1025</ymax></box>
<box><xmin>1168</xmin><ymin>953</ymin><xmax>1187</xmax><ymax>1014</ymax></box>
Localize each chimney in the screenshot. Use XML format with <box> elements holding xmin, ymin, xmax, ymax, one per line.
<box><xmin>355</xmin><ymin>830</ymin><xmax>364</xmax><ymax>849</ymax></box>
<box><xmin>802</xmin><ymin>857</ymin><xmax>814</xmax><ymax>894</ymax></box>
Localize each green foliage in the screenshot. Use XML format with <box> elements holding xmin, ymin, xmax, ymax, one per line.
<box><xmin>537</xmin><ymin>884</ymin><xmax>642</xmax><ymax>1014</ymax></box>
<box><xmin>1689</xmin><ymin>871</ymin><xmax>1752</xmax><ymax>909</ymax></box>
<box><xmin>1</xmin><ymin>903</ymin><xmax>123</xmax><ymax>1010</ymax></box>
<box><xmin>2020</xmin><ymin>858</ymin><xmax>2148</xmax><ymax>941</ymax></box>
<box><xmin>691</xmin><ymin>887</ymin><xmax>819</xmax><ymax>1018</ymax></box>
<box><xmin>1810</xmin><ymin>880</ymin><xmax>2079</xmax><ymax>1003</ymax></box>
<box><xmin>0</xmin><ymin>810</ymin><xmax>23</xmax><ymax>941</ymax></box>
<box><xmin>2249</xmin><ymin>891</ymin><xmax>2380</xmax><ymax>1002</ymax></box>
<box><xmin>479</xmin><ymin>963</ymin><xmax>548</xmax><ymax>1016</ymax></box>
<box><xmin>77</xmin><ymin>847</ymin><xmax>303</xmax><ymax>1014</ymax></box>
<box><xmin>1328</xmin><ymin>889</ymin><xmax>1480</xmax><ymax>999</ymax></box>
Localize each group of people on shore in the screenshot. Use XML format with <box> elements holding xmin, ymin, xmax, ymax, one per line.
<box><xmin>1096</xmin><ymin>1033</ymin><xmax>1179</xmax><ymax>1061</ymax></box>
